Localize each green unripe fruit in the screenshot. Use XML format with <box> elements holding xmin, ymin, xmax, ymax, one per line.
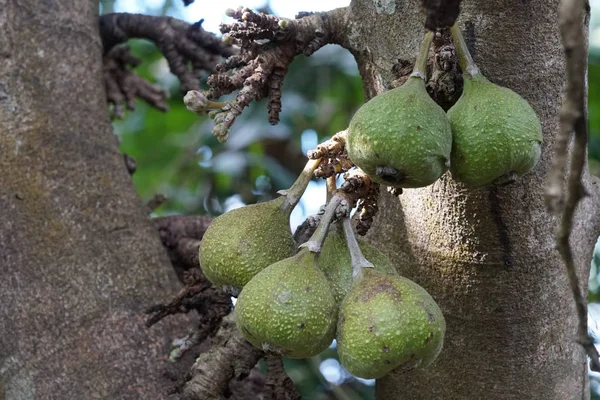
<box><xmin>347</xmin><ymin>77</ymin><xmax>453</xmax><ymax>188</ymax></box>
<box><xmin>337</xmin><ymin>269</ymin><xmax>445</xmax><ymax>379</ymax></box>
<box><xmin>199</xmin><ymin>196</ymin><xmax>295</xmax><ymax>288</ymax></box>
<box><xmin>447</xmin><ymin>74</ymin><xmax>542</xmax><ymax>186</ymax></box>
<box><xmin>318</xmin><ymin>223</ymin><xmax>398</xmax><ymax>305</ymax></box>
<box><xmin>235</xmin><ymin>249</ymin><xmax>337</xmax><ymax>358</ymax></box>
<box><xmin>199</xmin><ymin>159</ymin><xmax>320</xmax><ymax>289</ymax></box>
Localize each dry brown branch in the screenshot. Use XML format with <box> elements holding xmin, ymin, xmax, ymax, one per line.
<box><xmin>263</xmin><ymin>356</ymin><xmax>300</xmax><ymax>400</ymax></box>
<box><xmin>181</xmin><ymin>314</ymin><xmax>263</xmax><ymax>400</ymax></box>
<box><xmin>549</xmin><ymin>0</ymin><xmax>600</xmax><ymax>371</ymax></box>
<box><xmin>100</xmin><ymin>13</ymin><xmax>235</xmax><ymax>92</ymax></box>
<box><xmin>103</xmin><ymin>46</ymin><xmax>169</xmax><ymax>117</ymax></box>
<box><xmin>153</xmin><ymin>215</ymin><xmax>213</xmax><ymax>281</ymax></box>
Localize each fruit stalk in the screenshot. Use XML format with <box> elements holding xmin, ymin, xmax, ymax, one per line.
<box><xmin>326</xmin><ymin>176</ymin><xmax>336</xmax><ymax>201</ymax></box>
<box><xmin>342</xmin><ymin>217</ymin><xmax>374</xmax><ymax>279</ymax></box>
<box><xmin>449</xmin><ymin>24</ymin><xmax>480</xmax><ymax>78</ymax></box>
<box><xmin>411</xmin><ymin>30</ymin><xmax>434</xmax><ymax>79</ymax></box>
<box><xmin>299</xmin><ymin>194</ymin><xmax>346</xmax><ymax>253</ymax></box>
<box><xmin>278</xmin><ymin>158</ymin><xmax>322</xmax><ymax>211</ymax></box>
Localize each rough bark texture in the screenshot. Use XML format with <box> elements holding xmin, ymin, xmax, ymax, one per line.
<box><xmin>0</xmin><ymin>1</ymin><xmax>186</xmax><ymax>399</ymax></box>
<box><xmin>341</xmin><ymin>0</ymin><xmax>600</xmax><ymax>399</ymax></box>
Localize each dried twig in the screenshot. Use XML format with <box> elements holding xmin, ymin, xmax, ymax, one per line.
<box><xmin>153</xmin><ymin>215</ymin><xmax>213</xmax><ymax>280</ymax></box>
<box><xmin>548</xmin><ymin>0</ymin><xmax>600</xmax><ymax>372</ymax></box>
<box><xmin>144</xmin><ymin>269</ymin><xmax>231</xmax><ymax>328</ymax></box>
<box><xmin>147</xmin><ymin>194</ymin><xmax>167</xmax><ymax>212</ymax></box>
<box><xmin>103</xmin><ymin>46</ymin><xmax>169</xmax><ymax>117</ymax></box>
<box><xmin>186</xmin><ymin>7</ymin><xmax>348</xmax><ymax>141</ymax></box>
<box><xmin>100</xmin><ymin>13</ymin><xmax>235</xmax><ymax>92</ymax></box>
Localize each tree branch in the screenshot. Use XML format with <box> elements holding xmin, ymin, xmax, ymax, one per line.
<box><xmin>103</xmin><ymin>45</ymin><xmax>169</xmax><ymax>118</ymax></box>
<box><xmin>186</xmin><ymin>6</ymin><xmax>350</xmax><ymax>142</ymax></box>
<box><xmin>153</xmin><ymin>215</ymin><xmax>213</xmax><ymax>281</ymax></box>
<box><xmin>549</xmin><ymin>0</ymin><xmax>600</xmax><ymax>371</ymax></box>
<box><xmin>181</xmin><ymin>314</ymin><xmax>263</xmax><ymax>400</ymax></box>
<box><xmin>263</xmin><ymin>355</ymin><xmax>300</xmax><ymax>400</ymax></box>
<box><xmin>99</xmin><ymin>13</ymin><xmax>235</xmax><ymax>92</ymax></box>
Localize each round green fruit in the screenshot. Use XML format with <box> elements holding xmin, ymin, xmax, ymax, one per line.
<box><xmin>347</xmin><ymin>77</ymin><xmax>453</xmax><ymax>188</ymax></box>
<box><xmin>337</xmin><ymin>269</ymin><xmax>445</xmax><ymax>379</ymax></box>
<box><xmin>235</xmin><ymin>249</ymin><xmax>337</xmax><ymax>358</ymax></box>
<box><xmin>199</xmin><ymin>196</ymin><xmax>295</xmax><ymax>289</ymax></box>
<box><xmin>448</xmin><ymin>74</ymin><xmax>542</xmax><ymax>187</ymax></box>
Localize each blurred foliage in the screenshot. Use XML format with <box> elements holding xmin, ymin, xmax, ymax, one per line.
<box><xmin>103</xmin><ymin>0</ymin><xmax>600</xmax><ymax>398</ymax></box>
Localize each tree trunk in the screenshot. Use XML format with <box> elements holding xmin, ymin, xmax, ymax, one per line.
<box><xmin>0</xmin><ymin>1</ymin><xmax>184</xmax><ymax>399</ymax></box>
<box><xmin>343</xmin><ymin>0</ymin><xmax>599</xmax><ymax>398</ymax></box>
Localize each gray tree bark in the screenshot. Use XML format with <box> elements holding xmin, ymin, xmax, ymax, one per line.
<box><xmin>340</xmin><ymin>0</ymin><xmax>600</xmax><ymax>399</ymax></box>
<box><xmin>0</xmin><ymin>1</ymin><xmax>185</xmax><ymax>399</ymax></box>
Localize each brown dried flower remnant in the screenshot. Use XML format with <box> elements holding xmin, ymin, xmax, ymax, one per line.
<box><xmin>196</xmin><ymin>7</ymin><xmax>337</xmax><ymax>142</ymax></box>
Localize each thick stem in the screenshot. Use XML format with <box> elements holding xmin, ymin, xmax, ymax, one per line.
<box><xmin>342</xmin><ymin>217</ymin><xmax>374</xmax><ymax>279</ymax></box>
<box><xmin>326</xmin><ymin>176</ymin><xmax>337</xmax><ymax>201</ymax></box>
<box><xmin>411</xmin><ymin>31</ymin><xmax>434</xmax><ymax>78</ymax></box>
<box><xmin>449</xmin><ymin>23</ymin><xmax>480</xmax><ymax>78</ymax></box>
<box><xmin>279</xmin><ymin>158</ymin><xmax>322</xmax><ymax>211</ymax></box>
<box><xmin>299</xmin><ymin>194</ymin><xmax>346</xmax><ymax>252</ymax></box>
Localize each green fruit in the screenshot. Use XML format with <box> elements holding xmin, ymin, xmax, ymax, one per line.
<box><xmin>318</xmin><ymin>223</ymin><xmax>398</xmax><ymax>305</ymax></box>
<box><xmin>346</xmin><ymin>77</ymin><xmax>453</xmax><ymax>188</ymax></box>
<box><xmin>337</xmin><ymin>269</ymin><xmax>445</xmax><ymax>379</ymax></box>
<box><xmin>199</xmin><ymin>196</ymin><xmax>295</xmax><ymax>288</ymax></box>
<box><xmin>448</xmin><ymin>71</ymin><xmax>542</xmax><ymax>187</ymax></box>
<box><xmin>235</xmin><ymin>249</ymin><xmax>337</xmax><ymax>358</ymax></box>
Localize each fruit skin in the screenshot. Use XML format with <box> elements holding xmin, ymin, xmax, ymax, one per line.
<box><xmin>235</xmin><ymin>249</ymin><xmax>337</xmax><ymax>358</ymax></box>
<box><xmin>337</xmin><ymin>269</ymin><xmax>445</xmax><ymax>379</ymax></box>
<box><xmin>318</xmin><ymin>223</ymin><xmax>398</xmax><ymax>305</ymax></box>
<box><xmin>447</xmin><ymin>74</ymin><xmax>542</xmax><ymax>187</ymax></box>
<box><xmin>347</xmin><ymin>77</ymin><xmax>453</xmax><ymax>188</ymax></box>
<box><xmin>199</xmin><ymin>196</ymin><xmax>295</xmax><ymax>288</ymax></box>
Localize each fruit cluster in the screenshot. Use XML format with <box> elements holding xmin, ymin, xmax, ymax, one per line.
<box><xmin>197</xmin><ymin>24</ymin><xmax>543</xmax><ymax>381</ymax></box>
<box><xmin>348</xmin><ymin>27</ymin><xmax>542</xmax><ymax>189</ymax></box>
<box><xmin>200</xmin><ymin>180</ymin><xmax>445</xmax><ymax>379</ymax></box>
